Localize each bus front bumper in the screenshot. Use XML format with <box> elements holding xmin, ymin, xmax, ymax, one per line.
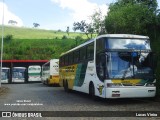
<box><xmin>105</xmin><ymin>87</ymin><xmax>156</xmax><ymax>98</ymax></box>
<box><xmin>12</xmin><ymin>79</ymin><xmax>25</xmax><ymax>83</ymax></box>
<box><xmin>1</xmin><ymin>80</ymin><xmax>8</xmax><ymax>83</ymax></box>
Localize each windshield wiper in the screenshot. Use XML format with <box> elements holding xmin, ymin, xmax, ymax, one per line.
<box><xmin>121</xmin><ymin>70</ymin><xmax>128</xmax><ymax>80</ymax></box>
<box><xmin>121</xmin><ymin>66</ymin><xmax>134</xmax><ymax>80</ymax></box>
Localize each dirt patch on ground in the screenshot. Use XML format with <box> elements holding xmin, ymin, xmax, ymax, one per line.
<box><xmin>0</xmin><ymin>86</ymin><xmax>9</xmax><ymax>96</ymax></box>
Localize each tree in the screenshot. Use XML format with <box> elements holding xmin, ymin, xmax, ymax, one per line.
<box><xmin>137</xmin><ymin>0</ymin><xmax>158</xmax><ymax>11</ymax></box>
<box><xmin>66</xmin><ymin>26</ymin><xmax>70</xmax><ymax>36</ymax></box>
<box><xmin>4</xmin><ymin>34</ymin><xmax>13</xmax><ymax>43</ymax></box>
<box><xmin>105</xmin><ymin>0</ymin><xmax>159</xmax><ymax>36</ymax></box>
<box><xmin>73</xmin><ymin>20</ymin><xmax>94</xmax><ymax>39</ymax></box>
<box><xmin>8</xmin><ymin>20</ymin><xmax>17</xmax><ymax>25</ymax></box>
<box><xmin>90</xmin><ymin>9</ymin><xmax>106</xmax><ymax>35</ymax></box>
<box><xmin>33</xmin><ymin>23</ymin><xmax>40</xmax><ymax>28</ymax></box>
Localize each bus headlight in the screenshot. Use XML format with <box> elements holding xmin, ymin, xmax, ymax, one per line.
<box><xmin>146</xmin><ymin>83</ymin><xmax>155</xmax><ymax>87</ymax></box>
<box><xmin>107</xmin><ymin>83</ymin><xmax>122</xmax><ymax>88</ymax></box>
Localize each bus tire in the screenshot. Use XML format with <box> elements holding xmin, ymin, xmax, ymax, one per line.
<box><xmin>64</xmin><ymin>80</ymin><xmax>69</xmax><ymax>92</ymax></box>
<box><xmin>46</xmin><ymin>79</ymin><xmax>49</xmax><ymax>85</ymax></box>
<box><xmin>43</xmin><ymin>81</ymin><xmax>45</xmax><ymax>85</ymax></box>
<box><xmin>63</xmin><ymin>80</ymin><xmax>65</xmax><ymax>90</ymax></box>
<box><xmin>89</xmin><ymin>82</ymin><xmax>98</xmax><ymax>100</ymax></box>
<box><xmin>63</xmin><ymin>80</ymin><xmax>65</xmax><ymax>87</ymax></box>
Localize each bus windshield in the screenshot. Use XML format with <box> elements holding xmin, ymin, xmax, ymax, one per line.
<box><xmin>107</xmin><ymin>38</ymin><xmax>150</xmax><ymax>50</ymax></box>
<box><xmin>12</xmin><ymin>68</ymin><xmax>26</xmax><ymax>79</ymax></box>
<box><xmin>107</xmin><ymin>51</ymin><xmax>154</xmax><ymax>80</ymax></box>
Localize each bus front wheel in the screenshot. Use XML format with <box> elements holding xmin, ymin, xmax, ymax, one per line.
<box><xmin>89</xmin><ymin>83</ymin><xmax>98</xmax><ymax>100</ymax></box>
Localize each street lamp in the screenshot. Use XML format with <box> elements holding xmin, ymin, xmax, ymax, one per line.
<box><xmin>0</xmin><ymin>0</ymin><xmax>5</xmax><ymax>87</ymax></box>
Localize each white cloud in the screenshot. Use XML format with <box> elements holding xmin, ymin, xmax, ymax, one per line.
<box><xmin>0</xmin><ymin>2</ymin><xmax>23</xmax><ymax>27</ymax></box>
<box><xmin>51</xmin><ymin>0</ymin><xmax>109</xmax><ymax>22</ymax></box>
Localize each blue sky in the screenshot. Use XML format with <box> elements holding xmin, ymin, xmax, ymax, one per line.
<box><xmin>0</xmin><ymin>0</ymin><xmax>160</xmax><ymax>31</ymax></box>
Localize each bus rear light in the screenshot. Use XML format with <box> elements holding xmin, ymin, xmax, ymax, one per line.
<box><xmin>107</xmin><ymin>83</ymin><xmax>122</xmax><ymax>88</ymax></box>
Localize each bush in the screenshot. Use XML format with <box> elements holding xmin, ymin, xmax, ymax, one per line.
<box><xmin>57</xmin><ymin>29</ymin><xmax>62</xmax><ymax>32</ymax></box>
<box><xmin>62</xmin><ymin>35</ymin><xmax>67</xmax><ymax>39</ymax></box>
<box><xmin>4</xmin><ymin>34</ymin><xmax>13</xmax><ymax>43</ymax></box>
<box><xmin>75</xmin><ymin>36</ymin><xmax>83</xmax><ymax>41</ymax></box>
<box><xmin>74</xmin><ymin>36</ymin><xmax>85</xmax><ymax>46</ymax></box>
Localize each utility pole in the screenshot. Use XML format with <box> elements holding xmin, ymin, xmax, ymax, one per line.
<box><xmin>0</xmin><ymin>0</ymin><xmax>5</xmax><ymax>87</ymax></box>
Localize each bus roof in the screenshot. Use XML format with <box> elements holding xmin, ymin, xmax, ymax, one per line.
<box><xmin>61</xmin><ymin>39</ymin><xmax>94</xmax><ymax>56</ymax></box>
<box><xmin>97</xmin><ymin>34</ymin><xmax>149</xmax><ymax>39</ymax></box>
<box><xmin>0</xmin><ymin>60</ymin><xmax>48</xmax><ymax>63</ymax></box>
<box><xmin>28</xmin><ymin>65</ymin><xmax>41</xmax><ymax>67</ymax></box>
<box><xmin>13</xmin><ymin>67</ymin><xmax>26</xmax><ymax>69</ymax></box>
<box><xmin>42</xmin><ymin>59</ymin><xmax>59</xmax><ymax>66</ymax></box>
<box><xmin>1</xmin><ymin>67</ymin><xmax>10</xmax><ymax>69</ymax></box>
<box><xmin>60</xmin><ymin>34</ymin><xmax>149</xmax><ymax>56</ymax></box>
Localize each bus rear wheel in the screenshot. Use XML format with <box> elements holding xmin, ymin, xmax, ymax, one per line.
<box><xmin>46</xmin><ymin>79</ymin><xmax>49</xmax><ymax>85</ymax></box>
<box><xmin>64</xmin><ymin>80</ymin><xmax>69</xmax><ymax>92</ymax></box>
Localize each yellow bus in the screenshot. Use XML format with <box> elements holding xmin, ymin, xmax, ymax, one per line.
<box><xmin>41</xmin><ymin>59</ymin><xmax>59</xmax><ymax>85</ymax></box>
<box><xmin>59</xmin><ymin>34</ymin><xmax>156</xmax><ymax>99</ymax></box>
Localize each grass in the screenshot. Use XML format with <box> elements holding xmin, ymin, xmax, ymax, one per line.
<box><xmin>0</xmin><ymin>25</ymin><xmax>89</xmax><ymax>39</ymax></box>
<box><xmin>3</xmin><ymin>38</ymin><xmax>84</xmax><ymax>60</ymax></box>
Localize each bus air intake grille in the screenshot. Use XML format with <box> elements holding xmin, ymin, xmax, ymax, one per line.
<box><xmin>122</xmin><ymin>83</ymin><xmax>145</xmax><ymax>86</ymax></box>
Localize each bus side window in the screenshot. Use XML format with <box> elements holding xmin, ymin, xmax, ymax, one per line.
<box><xmin>65</xmin><ymin>55</ymin><xmax>69</xmax><ymax>66</ymax></box>
<box><xmin>87</xmin><ymin>43</ymin><xmax>94</xmax><ymax>60</ymax></box>
<box><xmin>80</xmin><ymin>47</ymin><xmax>86</xmax><ymax>62</ymax></box>
<box><xmin>68</xmin><ymin>53</ymin><xmax>72</xmax><ymax>65</ymax></box>
<box><xmin>74</xmin><ymin>50</ymin><xmax>79</xmax><ymax>63</ymax></box>
<box><xmin>60</xmin><ymin>56</ymin><xmax>64</xmax><ymax>67</ymax></box>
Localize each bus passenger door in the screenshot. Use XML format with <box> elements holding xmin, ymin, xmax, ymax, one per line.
<box><xmin>96</xmin><ymin>53</ymin><xmax>106</xmax><ymax>98</ymax></box>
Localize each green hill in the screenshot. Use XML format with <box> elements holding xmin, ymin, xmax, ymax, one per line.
<box><xmin>0</xmin><ymin>25</ymin><xmax>88</xmax><ymax>39</ymax></box>
<box><xmin>0</xmin><ymin>26</ymin><xmax>89</xmax><ymax>60</ymax></box>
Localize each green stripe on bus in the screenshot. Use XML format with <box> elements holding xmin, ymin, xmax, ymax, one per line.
<box><xmin>28</xmin><ymin>73</ymin><xmax>41</xmax><ymax>76</ymax></box>
<box><xmin>74</xmin><ymin>63</ymin><xmax>88</xmax><ymax>87</ymax></box>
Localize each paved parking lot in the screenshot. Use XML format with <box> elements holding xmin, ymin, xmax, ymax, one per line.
<box><xmin>0</xmin><ymin>83</ymin><xmax>159</xmax><ymax>120</ymax></box>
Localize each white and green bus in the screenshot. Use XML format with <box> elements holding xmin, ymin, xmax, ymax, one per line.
<box><xmin>28</xmin><ymin>65</ymin><xmax>41</xmax><ymax>82</ymax></box>
<box><xmin>59</xmin><ymin>34</ymin><xmax>156</xmax><ymax>99</ymax></box>
<box><xmin>1</xmin><ymin>67</ymin><xmax>10</xmax><ymax>83</ymax></box>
